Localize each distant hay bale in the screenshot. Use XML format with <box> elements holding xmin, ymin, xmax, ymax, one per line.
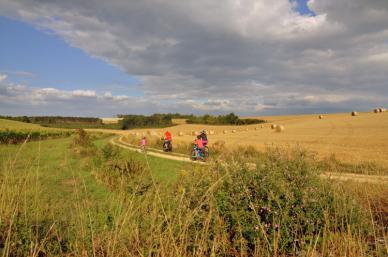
<box><xmin>271</xmin><ymin>124</ymin><xmax>278</xmax><ymax>129</ymax></box>
<box><xmin>261</xmin><ymin>125</ymin><xmax>264</xmax><ymax>128</ymax></box>
<box><xmin>213</xmin><ymin>140</ymin><xmax>226</xmax><ymax>151</ymax></box>
<box><xmin>232</xmin><ymin>129</ymin><xmax>237</xmax><ymax>133</ymax></box>
<box><xmin>178</xmin><ymin>131</ymin><xmax>184</xmax><ymax>136</ymax></box>
<box><xmin>191</xmin><ymin>131</ymin><xmax>199</xmax><ymax>136</ymax></box>
<box><xmin>378</xmin><ymin>108</ymin><xmax>383</xmax><ymax>113</ymax></box>
<box><xmin>223</xmin><ymin>130</ymin><xmax>228</xmax><ymax>134</ymax></box>
<box><xmin>275</xmin><ymin>125</ymin><xmax>284</xmax><ymax>133</ymax></box>
<box><xmin>209</xmin><ymin>130</ymin><xmax>215</xmax><ymax>135</ymax></box>
<box><xmin>351</xmin><ymin>111</ymin><xmax>358</xmax><ymax>116</ymax></box>
<box><xmin>254</xmin><ymin>127</ymin><xmax>258</xmax><ymax>130</ymax></box>
<box><xmin>382</xmin><ymin>108</ymin><xmax>387</xmax><ymax>112</ymax></box>
<box><xmin>245</xmin><ymin>128</ymin><xmax>249</xmax><ymax>131</ymax></box>
<box><xmin>135</xmin><ymin>132</ymin><xmax>140</xmax><ymax>136</ymax></box>
<box><xmin>373</xmin><ymin>109</ymin><xmax>379</xmax><ymax>113</ymax></box>
<box><xmin>319</xmin><ymin>115</ymin><xmax>324</xmax><ymax>119</ymax></box>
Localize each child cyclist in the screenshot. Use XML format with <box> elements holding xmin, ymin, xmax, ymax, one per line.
<box><xmin>194</xmin><ymin>135</ymin><xmax>204</xmax><ymax>158</ymax></box>
<box><xmin>140</xmin><ymin>136</ymin><xmax>147</xmax><ymax>152</ymax></box>
<box><xmin>200</xmin><ymin>129</ymin><xmax>208</xmax><ymax>146</ymax></box>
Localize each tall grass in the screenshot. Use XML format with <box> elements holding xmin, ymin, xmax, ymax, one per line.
<box><xmin>0</xmin><ymin>135</ymin><xmax>386</xmax><ymax>256</ymax></box>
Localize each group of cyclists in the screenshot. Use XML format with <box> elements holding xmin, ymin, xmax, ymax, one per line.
<box><xmin>139</xmin><ymin>129</ymin><xmax>209</xmax><ymax>160</ymax></box>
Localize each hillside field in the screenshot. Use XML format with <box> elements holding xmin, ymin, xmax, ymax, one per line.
<box><xmin>95</xmin><ymin>112</ymin><xmax>388</xmax><ymax>169</ymax></box>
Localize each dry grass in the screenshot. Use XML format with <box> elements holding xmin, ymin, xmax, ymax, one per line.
<box><xmin>89</xmin><ymin>112</ymin><xmax>388</xmax><ymax>170</ymax></box>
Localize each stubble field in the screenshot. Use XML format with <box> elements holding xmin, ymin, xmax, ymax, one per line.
<box><xmin>95</xmin><ymin>112</ymin><xmax>388</xmax><ymax>169</ymax></box>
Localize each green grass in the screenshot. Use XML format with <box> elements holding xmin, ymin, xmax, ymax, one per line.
<box><xmin>0</xmin><ymin>133</ymin><xmax>386</xmax><ymax>256</ymax></box>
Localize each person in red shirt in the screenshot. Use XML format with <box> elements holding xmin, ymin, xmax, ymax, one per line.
<box><xmin>164</xmin><ymin>131</ymin><xmax>172</xmax><ymax>141</ymax></box>
<box><xmin>163</xmin><ymin>131</ymin><xmax>172</xmax><ymax>152</ymax></box>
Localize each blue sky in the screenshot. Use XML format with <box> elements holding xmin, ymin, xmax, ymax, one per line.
<box><xmin>0</xmin><ymin>16</ymin><xmax>141</xmax><ymax>96</ymax></box>
<box><xmin>292</xmin><ymin>0</ymin><xmax>315</xmax><ymax>15</ymax></box>
<box><xmin>0</xmin><ymin>0</ymin><xmax>387</xmax><ymax>116</ymax></box>
<box><xmin>0</xmin><ymin>1</ymin><xmax>313</xmax><ymax>96</ymax></box>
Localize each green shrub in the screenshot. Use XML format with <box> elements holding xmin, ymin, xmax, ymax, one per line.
<box><xmin>172</xmin><ymin>147</ymin><xmax>370</xmax><ymax>255</ymax></box>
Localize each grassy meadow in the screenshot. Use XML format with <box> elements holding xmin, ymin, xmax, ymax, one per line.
<box><xmin>0</xmin><ymin>117</ymin><xmax>387</xmax><ymax>256</ymax></box>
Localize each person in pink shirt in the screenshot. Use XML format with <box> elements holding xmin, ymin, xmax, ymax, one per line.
<box><xmin>140</xmin><ymin>136</ymin><xmax>147</xmax><ymax>152</ymax></box>
<box><xmin>195</xmin><ymin>135</ymin><xmax>204</xmax><ymax>157</ymax></box>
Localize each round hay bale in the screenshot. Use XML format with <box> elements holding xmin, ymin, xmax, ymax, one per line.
<box><xmin>135</xmin><ymin>132</ymin><xmax>140</xmax><ymax>136</ymax></box>
<box><xmin>319</xmin><ymin>115</ymin><xmax>324</xmax><ymax>119</ymax></box>
<box><xmin>209</xmin><ymin>130</ymin><xmax>215</xmax><ymax>135</ymax></box>
<box><xmin>254</xmin><ymin>127</ymin><xmax>258</xmax><ymax>130</ymax></box>
<box><xmin>351</xmin><ymin>111</ymin><xmax>358</xmax><ymax>116</ymax></box>
<box><xmin>271</xmin><ymin>124</ymin><xmax>278</xmax><ymax>129</ymax></box>
<box><xmin>147</xmin><ymin>130</ymin><xmax>151</xmax><ymax>135</ymax></box>
<box><xmin>275</xmin><ymin>125</ymin><xmax>284</xmax><ymax>133</ymax></box>
<box><xmin>378</xmin><ymin>108</ymin><xmax>383</xmax><ymax>113</ymax></box>
<box><xmin>373</xmin><ymin>108</ymin><xmax>379</xmax><ymax>113</ymax></box>
<box><xmin>223</xmin><ymin>130</ymin><xmax>228</xmax><ymax>134</ymax></box>
<box><xmin>178</xmin><ymin>131</ymin><xmax>184</xmax><ymax>136</ymax></box>
<box><xmin>261</xmin><ymin>125</ymin><xmax>264</xmax><ymax>128</ymax></box>
<box><xmin>245</xmin><ymin>128</ymin><xmax>249</xmax><ymax>131</ymax></box>
<box><xmin>232</xmin><ymin>129</ymin><xmax>237</xmax><ymax>133</ymax></box>
<box><xmin>213</xmin><ymin>140</ymin><xmax>226</xmax><ymax>150</ymax></box>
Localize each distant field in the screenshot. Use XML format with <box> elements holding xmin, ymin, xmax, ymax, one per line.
<box><xmin>101</xmin><ymin>112</ymin><xmax>388</xmax><ymax>169</ymax></box>
<box><xmin>172</xmin><ymin>118</ymin><xmax>187</xmax><ymax>125</ymax></box>
<box><xmin>0</xmin><ymin>118</ymin><xmax>56</xmax><ymax>131</ymax></box>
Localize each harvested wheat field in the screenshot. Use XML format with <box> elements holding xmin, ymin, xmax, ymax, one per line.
<box><xmin>95</xmin><ymin>112</ymin><xmax>388</xmax><ymax>168</ymax></box>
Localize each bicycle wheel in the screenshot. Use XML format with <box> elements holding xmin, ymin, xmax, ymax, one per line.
<box><xmin>203</xmin><ymin>146</ymin><xmax>209</xmax><ymax>158</ymax></box>
<box><xmin>191</xmin><ymin>149</ymin><xmax>197</xmax><ymax>160</ymax></box>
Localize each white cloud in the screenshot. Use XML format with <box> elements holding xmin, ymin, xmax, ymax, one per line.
<box><xmin>0</xmin><ymin>0</ymin><xmax>388</xmax><ymax>115</ymax></box>
<box><xmin>0</xmin><ymin>74</ymin><xmax>7</xmax><ymax>82</ymax></box>
<box><xmin>72</xmin><ymin>89</ymin><xmax>96</xmax><ymax>97</ymax></box>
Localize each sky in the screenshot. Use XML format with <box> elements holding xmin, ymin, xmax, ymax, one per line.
<box><xmin>0</xmin><ymin>0</ymin><xmax>388</xmax><ymax>117</ymax></box>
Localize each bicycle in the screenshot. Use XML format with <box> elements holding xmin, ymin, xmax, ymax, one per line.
<box><xmin>163</xmin><ymin>140</ymin><xmax>173</xmax><ymax>152</ymax></box>
<box><xmin>191</xmin><ymin>144</ymin><xmax>209</xmax><ymax>161</ymax></box>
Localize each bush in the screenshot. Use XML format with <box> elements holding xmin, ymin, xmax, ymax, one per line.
<box><xmin>71</xmin><ymin>129</ymin><xmax>95</xmax><ymax>156</ymax></box>
<box><xmin>172</xmin><ymin>147</ymin><xmax>369</xmax><ymax>255</ymax></box>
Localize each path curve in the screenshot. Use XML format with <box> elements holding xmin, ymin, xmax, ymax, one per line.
<box><xmin>111</xmin><ymin>136</ymin><xmax>387</xmax><ymax>184</ymax></box>
<box><xmin>110</xmin><ymin>136</ymin><xmax>206</xmax><ymax>164</ymax></box>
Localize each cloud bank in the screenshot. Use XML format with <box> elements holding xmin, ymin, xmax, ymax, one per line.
<box><xmin>1</xmin><ymin>0</ymin><xmax>388</xmax><ymax>116</ymax></box>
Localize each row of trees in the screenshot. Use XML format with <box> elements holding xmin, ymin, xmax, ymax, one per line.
<box><xmin>0</xmin><ymin>113</ymin><xmax>265</xmax><ymax>130</ymax></box>
<box><xmin>0</xmin><ymin>115</ymin><xmax>102</xmax><ymax>124</ymax></box>
<box><xmin>119</xmin><ymin>114</ymin><xmax>173</xmax><ymax>130</ymax></box>
<box><xmin>186</xmin><ymin>113</ymin><xmax>265</xmax><ymax>125</ymax></box>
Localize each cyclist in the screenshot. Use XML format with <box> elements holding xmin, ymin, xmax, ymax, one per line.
<box><xmin>163</xmin><ymin>131</ymin><xmax>172</xmax><ymax>151</ymax></box>
<box><xmin>200</xmin><ymin>129</ymin><xmax>208</xmax><ymax>146</ymax></box>
<box><xmin>140</xmin><ymin>136</ymin><xmax>147</xmax><ymax>152</ymax></box>
<box><xmin>195</xmin><ymin>135</ymin><xmax>204</xmax><ymax>158</ymax></box>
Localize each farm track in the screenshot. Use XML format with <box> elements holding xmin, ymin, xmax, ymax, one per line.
<box><xmin>111</xmin><ymin>136</ymin><xmax>388</xmax><ymax>184</ymax></box>
<box><xmin>110</xmin><ymin>136</ymin><xmax>206</xmax><ymax>164</ymax></box>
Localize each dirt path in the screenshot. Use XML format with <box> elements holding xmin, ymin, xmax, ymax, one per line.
<box><xmin>110</xmin><ymin>136</ymin><xmax>206</xmax><ymax>164</ymax></box>
<box><xmin>111</xmin><ymin>136</ymin><xmax>387</xmax><ymax>184</ymax></box>
<box><xmin>322</xmin><ymin>172</ymin><xmax>388</xmax><ymax>184</ymax></box>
